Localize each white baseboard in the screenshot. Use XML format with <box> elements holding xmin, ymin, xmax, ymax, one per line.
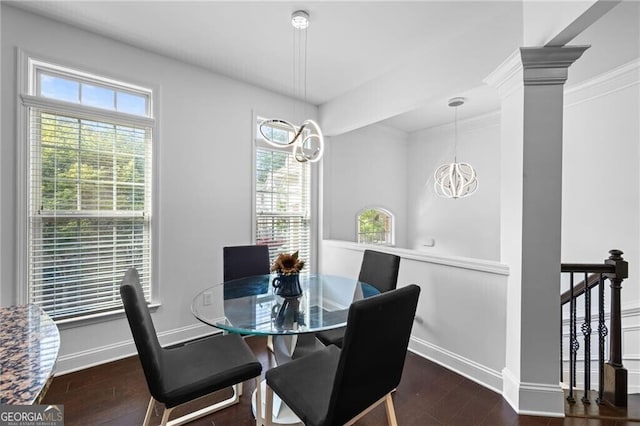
<box><xmin>408</xmin><ymin>336</ymin><xmax>566</xmax><ymax>416</ymax></box>
<box><xmin>502</xmin><ymin>368</ymin><xmax>565</xmax><ymax>417</ymax></box>
<box><xmin>408</xmin><ymin>335</ymin><xmax>503</xmax><ymax>393</ymax></box>
<box><xmin>55</xmin><ymin>321</ymin><xmax>221</xmax><ymax>375</ymax></box>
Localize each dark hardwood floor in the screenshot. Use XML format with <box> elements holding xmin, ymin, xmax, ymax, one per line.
<box><xmin>42</xmin><ymin>336</ymin><xmax>639</xmax><ymax>426</ymax></box>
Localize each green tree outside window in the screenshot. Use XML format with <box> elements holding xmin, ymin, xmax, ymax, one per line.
<box><xmin>357</xmin><ymin>208</ymin><xmax>393</xmax><ymax>245</ymax></box>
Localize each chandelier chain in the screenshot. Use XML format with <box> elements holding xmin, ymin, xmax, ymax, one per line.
<box><xmin>433</xmin><ymin>97</ymin><xmax>478</xmax><ymax>198</ymax></box>
<box><xmin>453</xmin><ymin>105</ymin><xmax>458</xmax><ymax>163</ymax></box>
<box><xmin>258</xmin><ymin>10</ymin><xmax>324</xmax><ymax>163</ymax></box>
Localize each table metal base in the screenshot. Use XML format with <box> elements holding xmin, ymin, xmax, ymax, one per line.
<box><xmin>271</xmin><ymin>333</ymin><xmax>325</xmax><ymax>364</ymax></box>
<box><xmin>252</xmin><ymin>334</ymin><xmax>325</xmax><ymax>425</ymax></box>
<box><xmin>252</xmin><ymin>380</ymin><xmax>302</xmax><ymax>426</ymax></box>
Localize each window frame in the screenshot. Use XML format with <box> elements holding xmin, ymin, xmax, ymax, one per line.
<box><xmin>356</xmin><ymin>207</ymin><xmax>395</xmax><ymax>246</ymax></box>
<box><xmin>252</xmin><ymin>113</ymin><xmax>319</xmax><ymax>272</ymax></box>
<box><xmin>16</xmin><ymin>50</ymin><xmax>159</xmax><ymax>324</ymax></box>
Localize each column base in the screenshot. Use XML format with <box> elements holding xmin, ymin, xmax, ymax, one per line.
<box><xmin>603</xmin><ymin>363</ymin><xmax>627</xmax><ymax>407</ymax></box>
<box><xmin>502</xmin><ymin>368</ymin><xmax>565</xmax><ymax>417</ymax></box>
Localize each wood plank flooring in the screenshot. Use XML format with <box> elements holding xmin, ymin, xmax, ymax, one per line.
<box><xmin>41</xmin><ymin>336</ymin><xmax>639</xmax><ymax>426</ymax></box>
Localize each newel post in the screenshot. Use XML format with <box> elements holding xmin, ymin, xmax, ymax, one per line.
<box><xmin>604</xmin><ymin>249</ymin><xmax>628</xmax><ymax>407</ymax></box>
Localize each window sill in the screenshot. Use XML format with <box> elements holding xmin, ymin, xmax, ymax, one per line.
<box><xmin>55</xmin><ymin>303</ymin><xmax>161</xmax><ymax>331</ymax></box>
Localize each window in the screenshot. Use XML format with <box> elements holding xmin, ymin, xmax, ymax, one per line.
<box><xmin>22</xmin><ymin>57</ymin><xmax>154</xmax><ymax>321</ymax></box>
<box><xmin>255</xmin><ymin>118</ymin><xmax>312</xmax><ymax>269</ymax></box>
<box><xmin>357</xmin><ymin>208</ymin><xmax>394</xmax><ymax>245</ymax></box>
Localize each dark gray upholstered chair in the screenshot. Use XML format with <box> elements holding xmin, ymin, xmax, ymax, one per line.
<box><xmin>223</xmin><ymin>244</ymin><xmax>272</xmax><ymax>347</ymax></box>
<box><xmin>120</xmin><ymin>268</ymin><xmax>262</xmax><ymax>426</ymax></box>
<box><xmin>264</xmin><ymin>284</ymin><xmax>420</xmax><ymax>426</ymax></box>
<box><xmin>315</xmin><ymin>249</ymin><xmax>401</xmax><ymax>348</ymax></box>
<box><xmin>223</xmin><ymin>244</ymin><xmax>270</xmax><ymax>282</ymax></box>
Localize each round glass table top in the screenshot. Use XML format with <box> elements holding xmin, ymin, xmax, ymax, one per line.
<box><xmin>191</xmin><ymin>274</ymin><xmax>379</xmax><ymax>335</ymax></box>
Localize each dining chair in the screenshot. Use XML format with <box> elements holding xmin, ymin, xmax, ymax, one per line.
<box><xmin>264</xmin><ymin>284</ymin><xmax>421</xmax><ymax>426</ymax></box>
<box><xmin>120</xmin><ymin>267</ymin><xmax>263</xmax><ymax>426</ymax></box>
<box><xmin>315</xmin><ymin>249</ymin><xmax>401</xmax><ymax>348</ymax></box>
<box><xmin>223</xmin><ymin>244</ymin><xmax>273</xmax><ymax>348</ymax></box>
<box><xmin>223</xmin><ymin>244</ymin><xmax>271</xmax><ymax>282</ymax></box>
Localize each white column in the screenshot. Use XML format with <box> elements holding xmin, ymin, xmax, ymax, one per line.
<box><xmin>485</xmin><ymin>45</ymin><xmax>589</xmax><ymax>416</ymax></box>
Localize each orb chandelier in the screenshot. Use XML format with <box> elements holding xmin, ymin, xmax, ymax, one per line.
<box><xmin>434</xmin><ymin>97</ymin><xmax>478</xmax><ymax>199</ymax></box>
<box><xmin>259</xmin><ymin>10</ymin><xmax>324</xmax><ymax>163</ymax></box>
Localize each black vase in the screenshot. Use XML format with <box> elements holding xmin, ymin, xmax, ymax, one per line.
<box><xmin>272</xmin><ymin>273</ymin><xmax>302</xmax><ymax>298</ymax></box>
<box><xmin>272</xmin><ymin>297</ymin><xmax>302</xmax><ymax>330</ymax></box>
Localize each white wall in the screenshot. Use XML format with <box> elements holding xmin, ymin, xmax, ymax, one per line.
<box><xmin>561</xmin><ymin>0</ymin><xmax>640</xmax><ymax>307</ymax></box>
<box><xmin>321</xmin><ymin>240</ymin><xmax>509</xmax><ymax>392</ymax></box>
<box><xmin>323</xmin><ymin>124</ymin><xmax>408</xmax><ymax>248</ymax></box>
<box><xmin>406</xmin><ymin>112</ymin><xmax>501</xmax><ymax>260</ymax></box>
<box><xmin>0</xmin><ymin>5</ymin><xmax>317</xmax><ymax>372</ymax></box>
<box><xmin>562</xmin><ymin>61</ymin><xmax>640</xmax><ymax>304</ymax></box>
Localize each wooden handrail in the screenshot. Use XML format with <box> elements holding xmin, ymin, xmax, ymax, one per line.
<box><xmin>561</xmin><ymin>264</ymin><xmax>615</xmax><ymax>273</ymax></box>
<box><xmin>559</xmin><ymin>271</ymin><xmax>611</xmax><ymax>305</ymax></box>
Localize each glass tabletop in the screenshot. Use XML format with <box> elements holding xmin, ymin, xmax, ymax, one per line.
<box><xmin>191</xmin><ymin>274</ymin><xmax>379</xmax><ymax>335</ymax></box>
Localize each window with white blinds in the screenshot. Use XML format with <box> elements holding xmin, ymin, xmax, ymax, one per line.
<box><xmin>23</xmin><ymin>58</ymin><xmax>154</xmax><ymax>321</ymax></box>
<box><xmin>255</xmin><ymin>119</ymin><xmax>311</xmax><ymax>269</ymax></box>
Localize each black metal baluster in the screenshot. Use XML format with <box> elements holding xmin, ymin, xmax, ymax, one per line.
<box><xmin>581</xmin><ymin>272</ymin><xmax>591</xmax><ymax>403</ymax></box>
<box><xmin>568</xmin><ymin>272</ymin><xmax>578</xmax><ymax>403</ymax></box>
<box><xmin>596</xmin><ymin>273</ymin><xmax>608</xmax><ymax>404</ymax></box>
<box><xmin>560</xmin><ymin>251</ymin><xmax>628</xmax><ymax>407</ymax></box>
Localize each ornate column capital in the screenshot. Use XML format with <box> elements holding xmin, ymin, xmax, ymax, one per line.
<box><xmin>485</xmin><ymin>45</ymin><xmax>590</xmax><ymax>95</ymax></box>
<box><xmin>521</xmin><ymin>46</ymin><xmax>590</xmax><ymax>86</ymax></box>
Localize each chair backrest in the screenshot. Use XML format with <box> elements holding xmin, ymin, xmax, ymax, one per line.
<box><xmin>357</xmin><ymin>249</ymin><xmax>401</xmax><ymax>293</ymax></box>
<box><xmin>119</xmin><ymin>267</ymin><xmax>164</xmax><ymax>398</ymax></box>
<box><xmin>328</xmin><ymin>284</ymin><xmax>420</xmax><ymax>425</ymax></box>
<box><xmin>223</xmin><ymin>244</ymin><xmax>271</xmax><ymax>282</ymax></box>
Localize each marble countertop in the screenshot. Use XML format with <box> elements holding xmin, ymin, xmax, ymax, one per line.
<box><xmin>0</xmin><ymin>304</ymin><xmax>60</xmax><ymax>405</ymax></box>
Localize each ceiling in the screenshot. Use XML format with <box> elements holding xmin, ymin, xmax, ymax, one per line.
<box><xmin>6</xmin><ymin>1</ymin><xmax>629</xmax><ymax>134</ymax></box>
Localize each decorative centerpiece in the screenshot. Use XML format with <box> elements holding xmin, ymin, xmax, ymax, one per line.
<box><xmin>271</xmin><ymin>297</ymin><xmax>303</xmax><ymax>330</ymax></box>
<box><xmin>271</xmin><ymin>251</ymin><xmax>304</xmax><ymax>298</ymax></box>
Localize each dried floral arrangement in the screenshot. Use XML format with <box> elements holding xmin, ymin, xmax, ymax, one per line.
<box><xmin>271</xmin><ymin>250</ymin><xmax>305</xmax><ymax>275</ymax></box>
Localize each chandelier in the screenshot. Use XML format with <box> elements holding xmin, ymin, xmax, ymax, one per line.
<box><xmin>259</xmin><ymin>10</ymin><xmax>324</xmax><ymax>163</ymax></box>
<box><xmin>433</xmin><ymin>97</ymin><xmax>478</xmax><ymax>199</ymax></box>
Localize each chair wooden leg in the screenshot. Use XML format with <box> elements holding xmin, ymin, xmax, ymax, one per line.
<box><xmin>143</xmin><ymin>397</ymin><xmax>155</xmax><ymax>426</ymax></box>
<box><xmin>160</xmin><ymin>406</ymin><xmax>175</xmax><ymax>426</ymax></box>
<box><xmin>264</xmin><ymin>384</ymin><xmax>274</xmax><ymax>426</ymax></box>
<box><xmin>384</xmin><ymin>393</ymin><xmax>398</xmax><ymax>426</ymax></box>
<box><xmin>345</xmin><ymin>392</ymin><xmax>394</xmax><ymax>426</ymax></box>
<box><xmin>162</xmin><ymin>383</ymin><xmax>244</xmax><ymax>426</ymax></box>
<box><xmin>254</xmin><ymin>377</ymin><xmax>263</xmax><ymax>426</ymax></box>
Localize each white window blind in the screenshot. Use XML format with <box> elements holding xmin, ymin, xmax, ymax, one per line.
<box><xmin>25</xmin><ymin>59</ymin><xmax>153</xmax><ymax>321</ymax></box>
<box><xmin>255</xmin><ymin>121</ymin><xmax>311</xmax><ymax>269</ymax></box>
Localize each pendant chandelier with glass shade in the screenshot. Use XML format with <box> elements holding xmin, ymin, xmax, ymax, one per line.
<box><xmin>433</xmin><ymin>97</ymin><xmax>478</xmax><ymax>199</ymax></box>
<box><xmin>259</xmin><ymin>10</ymin><xmax>324</xmax><ymax>163</ymax></box>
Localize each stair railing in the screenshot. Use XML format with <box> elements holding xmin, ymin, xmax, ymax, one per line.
<box><xmin>560</xmin><ymin>249</ymin><xmax>628</xmax><ymax>407</ymax></box>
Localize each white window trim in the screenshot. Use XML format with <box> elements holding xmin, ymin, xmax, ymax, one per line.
<box><xmin>251</xmin><ymin>111</ymin><xmax>320</xmax><ymax>273</ymax></box>
<box><xmin>15</xmin><ymin>49</ymin><xmax>161</xmax><ymax>322</ymax></box>
<box><xmin>356</xmin><ymin>206</ymin><xmax>395</xmax><ymax>246</ymax></box>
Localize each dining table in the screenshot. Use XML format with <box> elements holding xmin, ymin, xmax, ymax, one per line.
<box><xmin>191</xmin><ymin>273</ymin><xmax>379</xmax><ymax>425</ymax></box>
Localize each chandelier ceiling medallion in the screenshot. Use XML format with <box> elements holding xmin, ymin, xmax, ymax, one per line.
<box><xmin>259</xmin><ymin>10</ymin><xmax>324</xmax><ymax>163</ymax></box>
<box><xmin>433</xmin><ymin>97</ymin><xmax>478</xmax><ymax>199</ymax></box>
